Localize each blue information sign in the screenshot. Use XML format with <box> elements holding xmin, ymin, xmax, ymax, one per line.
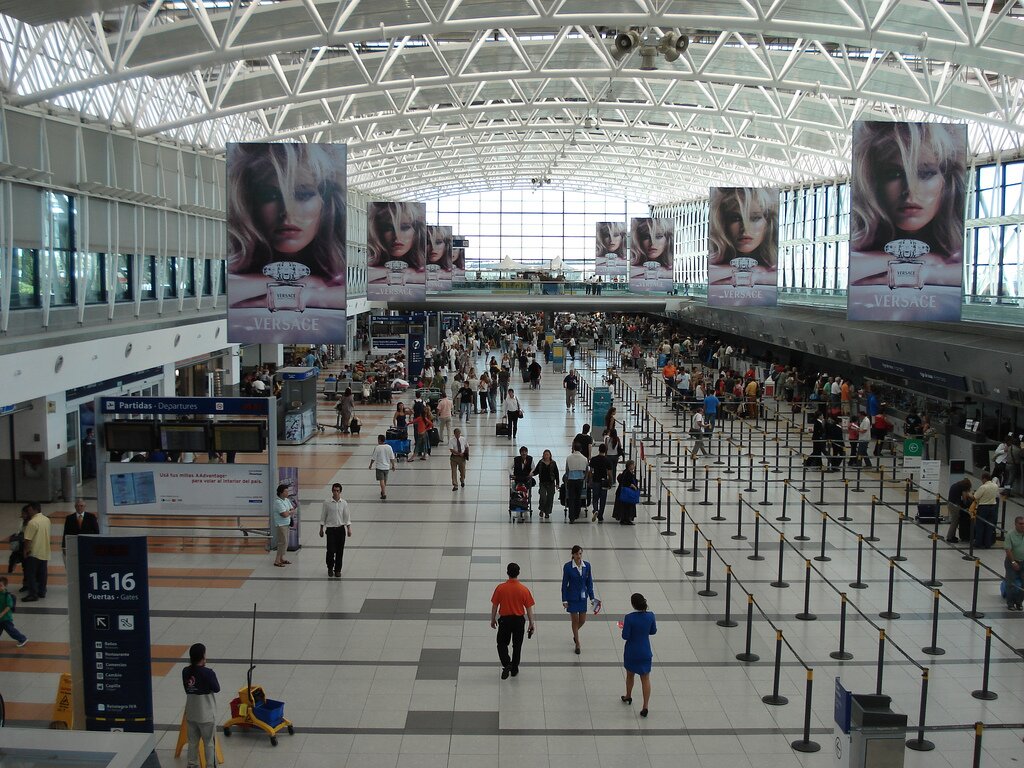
<box><xmin>77</xmin><ymin>536</ymin><xmax>153</xmax><ymax>732</ymax></box>
<box><xmin>592</xmin><ymin>387</ymin><xmax>613</xmax><ymax>435</ymax></box>
<box><xmin>100</xmin><ymin>397</ymin><xmax>271</xmax><ymax>416</ymax></box>
<box><xmin>408</xmin><ymin>333</ymin><xmax>425</xmax><ymax>379</ymax></box>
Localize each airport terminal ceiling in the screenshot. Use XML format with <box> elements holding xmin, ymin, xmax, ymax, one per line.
<box><xmin>0</xmin><ymin>0</ymin><xmax>1023</xmax><ymax>202</ymax></box>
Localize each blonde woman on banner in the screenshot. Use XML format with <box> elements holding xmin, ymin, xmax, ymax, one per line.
<box><xmin>848</xmin><ymin>122</ymin><xmax>967</xmax><ymax>321</ymax></box>
<box><xmin>367</xmin><ymin>201</ymin><xmax>429</xmax><ymax>300</ymax></box>
<box><xmin>629</xmin><ymin>218</ymin><xmax>674</xmax><ymax>293</ymax></box>
<box><xmin>707</xmin><ymin>187</ymin><xmax>779</xmax><ymax>307</ymax></box>
<box><xmin>225</xmin><ymin>143</ymin><xmax>347</xmax><ymax>342</ymax></box>
<box><xmin>426</xmin><ymin>225</ymin><xmax>453</xmax><ymax>292</ymax></box>
<box><xmin>595</xmin><ymin>222</ymin><xmax>627</xmax><ymax>276</ymax></box>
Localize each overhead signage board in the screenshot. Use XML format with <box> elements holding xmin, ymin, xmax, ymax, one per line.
<box><xmin>100</xmin><ymin>397</ymin><xmax>272</xmax><ymax>416</ymax></box>
<box><xmin>866</xmin><ymin>358</ymin><xmax>967</xmax><ymax>392</ymax></box>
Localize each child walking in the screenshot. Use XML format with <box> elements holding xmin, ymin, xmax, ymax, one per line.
<box><xmin>0</xmin><ymin>577</ymin><xmax>27</xmax><ymax>647</ymax></box>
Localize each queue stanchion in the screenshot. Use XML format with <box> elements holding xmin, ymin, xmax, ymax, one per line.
<box><xmin>670</xmin><ymin>504</ymin><xmax>689</xmax><ymax>553</ymax></box>
<box><xmin>760</xmin><ymin>467</ymin><xmax>772</xmax><ymax>506</ymax></box>
<box><xmin>723</xmin><ymin>439</ymin><xmax>735</xmax><ymax>475</ymax></box>
<box><xmin>748</xmin><ymin>511</ymin><xmax>764</xmax><ymax>561</ymax></box>
<box><xmin>973</xmin><ymin>723</ymin><xmax>984</xmax><ymax>768</ymax></box>
<box><xmin>761</xmin><ymin>631</ymin><xmax>789</xmax><ymax>706</ymax></box>
<box><xmin>652</xmin><ymin>482</ymin><xmax>666</xmax><ymax>522</ymax></box>
<box><xmin>790</xmin><ymin>670</ymin><xmax>821</xmax><ymax>754</ymax></box>
<box><xmin>906</xmin><ymin>669</ymin><xmax>935</xmax><ymax>752</ymax></box>
<box><xmin>795</xmin><ymin>560</ymin><xmax>817</xmax><ymax>621</ymax></box>
<box><xmin>849</xmin><ymin>536</ymin><xmax>868</xmax><ymax>589</ymax></box>
<box><xmin>642</xmin><ymin>461</ymin><xmax>652</xmax><ymax>503</ymax></box>
<box><xmin>660</xmin><ymin>496</ymin><xmax>676</xmax><ymax>536</ymax></box>
<box><xmin>904</xmin><ymin>478</ymin><xmax>911</xmax><ymax>520</ymax></box>
<box><xmin>879</xmin><ymin>559</ymin><xmax>901</xmax><ymax>619</ymax></box>
<box><xmin>838</xmin><ymin>480</ymin><xmax>852</xmax><ymax>522</ymax></box>
<box><xmin>732</xmin><ymin>495</ymin><xmax>746</xmax><ymax>541</ymax></box>
<box><xmin>777</xmin><ymin>478</ymin><xmax>791</xmax><ymax>522</ymax></box>
<box><xmin>817</xmin><ymin>471</ymin><xmax>825</xmax><ymax>505</ymax></box>
<box><xmin>878</xmin><ymin>471</ymin><xmax>885</xmax><ymax>504</ymax></box>
<box><xmin>759</xmin><ymin>431</ymin><xmax>769</xmax><ymax>465</ymax></box>
<box><xmin>795</xmin><ymin>495</ymin><xmax>810</xmax><ymax>541</ymax></box>
<box><xmin>922</xmin><ymin>590</ymin><xmax>946</xmax><ymax>655</ymax></box>
<box><xmin>925</xmin><ymin>533</ymin><xmax>943</xmax><ymax>588</ymax></box>
<box><xmin>964</xmin><ymin>559</ymin><xmax>984</xmax><ymax>619</ymax></box>
<box><xmin>866</xmin><ymin>497</ymin><xmax>879</xmax><ymax>542</ymax></box>
<box><xmin>829</xmin><ymin>593</ymin><xmax>854</xmax><ymax>660</ymax></box>
<box><xmin>852</xmin><ymin>462</ymin><xmax>864</xmax><ymax>493</ymax></box>
<box><xmin>965</xmin><ymin>514</ymin><xmax>978</xmax><ymax>561</ymax></box>
<box><xmin>710</xmin><ymin>479</ymin><xmax>725</xmax><ymax>520</ymax></box>
<box><xmin>698</xmin><ymin>541</ymin><xmax>717</xmax><ymax>597</ymax></box>
<box><xmin>688</xmin><ymin>455</ymin><xmax>698</xmax><ymax>492</ymax></box>
<box><xmin>771</xmin><ymin>534</ymin><xmax>789</xmax><ymax>588</ymax></box>
<box><xmin>971</xmin><ymin>627</ymin><xmax>998</xmax><ymax>701</ymax></box>
<box><xmin>798</xmin><ymin>460</ymin><xmax>809</xmax><ymax>493</ymax></box>
<box><xmin>745</xmin><ymin>454</ymin><xmax>756</xmax><ymax>493</ymax></box>
<box><xmin>875</xmin><ymin>630</ymin><xmax>886</xmax><ymax>695</ymax></box>
<box><xmin>699</xmin><ymin>467</ymin><xmax>712</xmax><ymax>506</ymax></box>
<box><xmin>713</xmin><ymin>432</ymin><xmax>724</xmax><ymax>465</ymax></box>
<box><xmin>735</xmin><ymin>594</ymin><xmax>760</xmax><ymax>662</ymax></box>
<box><xmin>716</xmin><ymin>566</ymin><xmax>737</xmax><ymax>628</ymax></box>
<box><xmin>814</xmin><ymin>513</ymin><xmax>831</xmax><ymax>562</ymax></box>
<box><xmin>685</xmin><ymin>525</ymin><xmax>703</xmax><ymax>577</ymax></box>
<box><xmin>771</xmin><ymin>438</ymin><xmax>782</xmax><ymax>473</ymax></box>
<box><xmin>672</xmin><ymin>436</ymin><xmax>684</xmax><ymax>474</ymax></box>
<box><xmin>673</xmin><ymin>400</ymin><xmax>680</xmax><ymax>429</ymax></box>
<box><xmin>893</xmin><ymin>512</ymin><xmax>907</xmax><ymax>562</ymax></box>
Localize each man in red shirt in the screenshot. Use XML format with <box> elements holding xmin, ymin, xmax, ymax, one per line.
<box><xmin>490</xmin><ymin>563</ymin><xmax>537</xmax><ymax>679</ymax></box>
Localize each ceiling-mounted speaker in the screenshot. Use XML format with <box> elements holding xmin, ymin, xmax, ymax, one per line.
<box><xmin>612</xmin><ymin>30</ymin><xmax>640</xmax><ymax>59</ymax></box>
<box><xmin>658</xmin><ymin>32</ymin><xmax>689</xmax><ymax>62</ymax></box>
<box><xmin>639</xmin><ymin>51</ymin><xmax>657</xmax><ymax>70</ymax></box>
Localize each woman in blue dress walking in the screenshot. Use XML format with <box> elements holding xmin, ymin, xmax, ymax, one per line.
<box><xmin>561</xmin><ymin>545</ymin><xmax>596</xmax><ymax>655</ymax></box>
<box><xmin>621</xmin><ymin>592</ymin><xmax>657</xmax><ymax>717</ymax></box>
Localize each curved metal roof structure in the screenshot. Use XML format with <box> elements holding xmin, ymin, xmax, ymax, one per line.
<box><xmin>1</xmin><ymin>0</ymin><xmax>1023</xmax><ymax>203</ymax></box>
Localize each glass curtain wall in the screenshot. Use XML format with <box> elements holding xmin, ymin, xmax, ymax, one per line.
<box><xmin>426</xmin><ymin>189</ymin><xmax>648</xmax><ymax>275</ymax></box>
<box><xmin>656</xmin><ymin>157</ymin><xmax>1024</xmax><ymax>302</ymax></box>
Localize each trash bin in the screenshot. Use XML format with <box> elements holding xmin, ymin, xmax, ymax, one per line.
<box><xmin>60</xmin><ymin>465</ymin><xmax>76</xmax><ymax>502</ymax></box>
<box><xmin>849</xmin><ymin>693</ymin><xmax>907</xmax><ymax>768</ymax></box>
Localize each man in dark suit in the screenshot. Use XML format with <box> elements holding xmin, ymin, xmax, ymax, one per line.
<box><xmin>62</xmin><ymin>499</ymin><xmax>99</xmax><ymax>557</ymax></box>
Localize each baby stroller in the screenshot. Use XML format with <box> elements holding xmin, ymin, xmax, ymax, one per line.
<box><xmin>508</xmin><ymin>475</ymin><xmax>533</xmax><ymax>523</ymax></box>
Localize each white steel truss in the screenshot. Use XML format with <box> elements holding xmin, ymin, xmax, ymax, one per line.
<box><xmin>1</xmin><ymin>0</ymin><xmax>1023</xmax><ymax>203</ymax></box>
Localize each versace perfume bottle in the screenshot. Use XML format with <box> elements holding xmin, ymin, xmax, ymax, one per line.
<box><xmin>884</xmin><ymin>239</ymin><xmax>929</xmax><ymax>290</ymax></box>
<box><xmin>385</xmin><ymin>260</ymin><xmax>408</xmax><ymax>286</ymax></box>
<box><xmin>263</xmin><ymin>261</ymin><xmax>311</xmax><ymax>312</ymax></box>
<box><xmin>729</xmin><ymin>257</ymin><xmax>758</xmax><ymax>288</ymax></box>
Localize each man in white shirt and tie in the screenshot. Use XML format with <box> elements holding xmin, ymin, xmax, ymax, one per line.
<box><xmin>449</xmin><ymin>428</ymin><xmax>469</xmax><ymax>492</ymax></box>
<box><xmin>320</xmin><ymin>483</ymin><xmax>352</xmax><ymax>577</ymax></box>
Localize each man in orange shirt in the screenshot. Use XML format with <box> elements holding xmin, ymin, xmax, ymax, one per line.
<box><xmin>490</xmin><ymin>562</ymin><xmax>537</xmax><ymax>679</ymax></box>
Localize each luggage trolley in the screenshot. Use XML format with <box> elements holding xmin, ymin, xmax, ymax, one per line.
<box><xmin>509</xmin><ymin>474</ymin><xmax>533</xmax><ymax>523</ymax></box>
<box><xmin>385</xmin><ymin>427</ymin><xmax>413</xmax><ymax>462</ymax></box>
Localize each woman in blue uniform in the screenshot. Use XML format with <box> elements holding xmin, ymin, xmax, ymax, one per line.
<box><xmin>561</xmin><ymin>545</ymin><xmax>595</xmax><ymax>655</ymax></box>
<box><xmin>621</xmin><ymin>592</ymin><xmax>656</xmax><ymax>717</ymax></box>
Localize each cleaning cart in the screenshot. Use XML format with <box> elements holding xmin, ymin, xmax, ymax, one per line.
<box><xmin>221</xmin><ymin>604</ymin><xmax>295</xmax><ymax>746</ymax></box>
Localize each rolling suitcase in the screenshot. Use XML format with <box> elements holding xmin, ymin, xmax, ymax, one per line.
<box><xmin>428</xmin><ymin>428</ymin><xmax>441</xmax><ymax>446</ymax></box>
<box><xmin>386</xmin><ymin>427</ymin><xmax>407</xmax><ymax>441</ymax></box>
<box><xmin>496</xmin><ymin>421</ymin><xmax>510</xmax><ymax>436</ymax></box>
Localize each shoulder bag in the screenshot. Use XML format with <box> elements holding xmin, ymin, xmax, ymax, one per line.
<box><xmin>620</xmin><ymin>486</ymin><xmax>641</xmax><ymax>504</ymax></box>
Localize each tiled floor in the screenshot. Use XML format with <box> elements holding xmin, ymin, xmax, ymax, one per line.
<box><xmin>2</xmin><ymin>349</ymin><xmax>1023</xmax><ymax>767</ymax></box>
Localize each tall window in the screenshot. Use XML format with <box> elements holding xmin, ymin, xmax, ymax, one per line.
<box><xmin>44</xmin><ymin>192</ymin><xmax>75</xmax><ymax>306</ymax></box>
<box><xmin>9</xmin><ymin>248</ymin><xmax>39</xmax><ymax>308</ymax></box>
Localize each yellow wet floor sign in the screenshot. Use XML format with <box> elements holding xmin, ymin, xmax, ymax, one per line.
<box><xmin>175</xmin><ymin>712</ymin><xmax>224</xmax><ymax>767</ymax></box>
<box><xmin>50</xmin><ymin>673</ymin><xmax>73</xmax><ymax>729</ymax></box>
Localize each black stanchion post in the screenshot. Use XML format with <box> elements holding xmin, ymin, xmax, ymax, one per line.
<box><xmin>698</xmin><ymin>541</ymin><xmax>717</xmax><ymax>597</ymax></box>
<box><xmin>849</xmin><ymin>535</ymin><xmax>867</xmax><ymax>589</ymax></box>
<box><xmin>724</xmin><ymin>439</ymin><xmax>735</xmax><ymax>475</ymax></box>
<box><xmin>852</xmin><ymin>461</ymin><xmax>863</xmax><ymax>493</ymax></box>
<box><xmin>699</xmin><ymin>467</ymin><xmax>712</xmax><ymax>506</ymax></box>
<box><xmin>716</xmin><ymin>566</ymin><xmax>737</xmax><ymax>628</ymax></box>
<box><xmin>688</xmin><ymin>454</ymin><xmax>698</xmax><ymax>492</ymax></box>
<box><xmin>713</xmin><ymin>432</ymin><xmax>724</xmax><ymax>465</ymax></box>
<box><xmin>736</xmin><ymin>594</ymin><xmax>760</xmax><ymax>662</ymax></box>
<box><xmin>922</xmin><ymin>590</ymin><xmax>945</xmax><ymax>655</ymax></box>
<box><xmin>964</xmin><ymin>559</ymin><xmax>984</xmax><ymax>619</ymax></box>
<box><xmin>761</xmin><ymin>631</ymin><xmax>789</xmax><ymax>706</ymax></box>
<box><xmin>904</xmin><ymin>478</ymin><xmax>911</xmax><ymax>520</ymax></box>
<box><xmin>906</xmin><ymin>669</ymin><xmax>935</xmax><ymax>752</ymax></box>
<box><xmin>866</xmin><ymin>496</ymin><xmax>879</xmax><ymax>542</ymax></box>
<box><xmin>745</xmin><ymin>453</ymin><xmax>755</xmax><ymax>492</ymax></box>
<box><xmin>893</xmin><ymin>512</ymin><xmax>907</xmax><ymax>562</ymax></box>
<box><xmin>796</xmin><ymin>495</ymin><xmax>810</xmax><ymax>541</ymax></box>
<box><xmin>965</xmin><ymin>513</ymin><xmax>977</xmax><ymax>562</ymax></box>
<box><xmin>925</xmin><ymin>533</ymin><xmax>943</xmax><ymax>588</ymax></box>
<box><xmin>790</xmin><ymin>670</ymin><xmax>821</xmax><ymax>754</ymax></box>
<box><xmin>749</xmin><ymin>511</ymin><xmax>764</xmax><ymax>561</ymax></box>
<box><xmin>672</xmin><ymin>506</ymin><xmax>690</xmax><ymax>555</ymax></box>
<box><xmin>798</xmin><ymin>460</ymin><xmax>809</xmax><ymax>493</ymax></box>
<box><xmin>772</xmin><ymin>437</ymin><xmax>782</xmax><ymax>473</ymax></box>
<box><xmin>673</xmin><ymin>435</ymin><xmax>683</xmax><ymax>474</ymax></box>
<box><xmin>814</xmin><ymin>513</ymin><xmax>831</xmax><ymax>562</ymax></box>
<box><xmin>796</xmin><ymin>560</ymin><xmax>817</xmax><ymax>621</ymax></box>
<box><xmin>818</xmin><ymin>470</ymin><xmax>825</xmax><ymax>505</ymax></box>
<box><xmin>771</xmin><ymin>534</ymin><xmax>789</xmax><ymax>588</ymax></box>
<box><xmin>830</xmin><ymin>593</ymin><xmax>854</xmax><ymax>660</ymax></box>
<box><xmin>760</xmin><ymin>467</ymin><xmax>772</xmax><ymax>506</ymax></box>
<box><xmin>838</xmin><ymin>480</ymin><xmax>852</xmax><ymax>522</ymax></box>
<box><xmin>971</xmin><ymin>626</ymin><xmax>998</xmax><ymax>701</ymax></box>
<box><xmin>760</xmin><ymin>431</ymin><xmax>769</xmax><ymax>465</ymax></box>
<box><xmin>973</xmin><ymin>723</ymin><xmax>984</xmax><ymax>768</ymax></box>
<box><xmin>878</xmin><ymin>470</ymin><xmax>885</xmax><ymax>504</ymax></box>
<box><xmin>777</xmin><ymin>478</ymin><xmax>791</xmax><ymax>522</ymax></box>
<box><xmin>875</xmin><ymin>629</ymin><xmax>886</xmax><ymax>695</ymax></box>
<box><xmin>660</xmin><ymin>492</ymin><xmax>675</xmax><ymax>537</ymax></box>
<box><xmin>685</xmin><ymin>525</ymin><xmax>702</xmax><ymax>577</ymax></box>
<box><xmin>879</xmin><ymin>559</ymin><xmax>901</xmax><ymax>619</ymax></box>
<box><xmin>732</xmin><ymin>494</ymin><xmax>747</xmax><ymax>541</ymax></box>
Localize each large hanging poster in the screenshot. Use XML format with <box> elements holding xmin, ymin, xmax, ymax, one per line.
<box><xmin>367</xmin><ymin>201</ymin><xmax>428</xmax><ymax>302</ymax></box>
<box><xmin>226</xmin><ymin>143</ymin><xmax>347</xmax><ymax>343</ymax></box>
<box><xmin>452</xmin><ymin>236</ymin><xmax>466</xmax><ymax>285</ymax></box>
<box><xmin>426</xmin><ymin>225</ymin><xmax>453</xmax><ymax>293</ymax></box>
<box><xmin>629</xmin><ymin>218</ymin><xmax>674</xmax><ymax>293</ymax></box>
<box><xmin>595</xmin><ymin>222</ymin><xmax>627</xmax><ymax>276</ymax></box>
<box><xmin>848</xmin><ymin>121</ymin><xmax>967</xmax><ymax>322</ymax></box>
<box><xmin>707</xmin><ymin>187</ymin><xmax>779</xmax><ymax>307</ymax></box>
